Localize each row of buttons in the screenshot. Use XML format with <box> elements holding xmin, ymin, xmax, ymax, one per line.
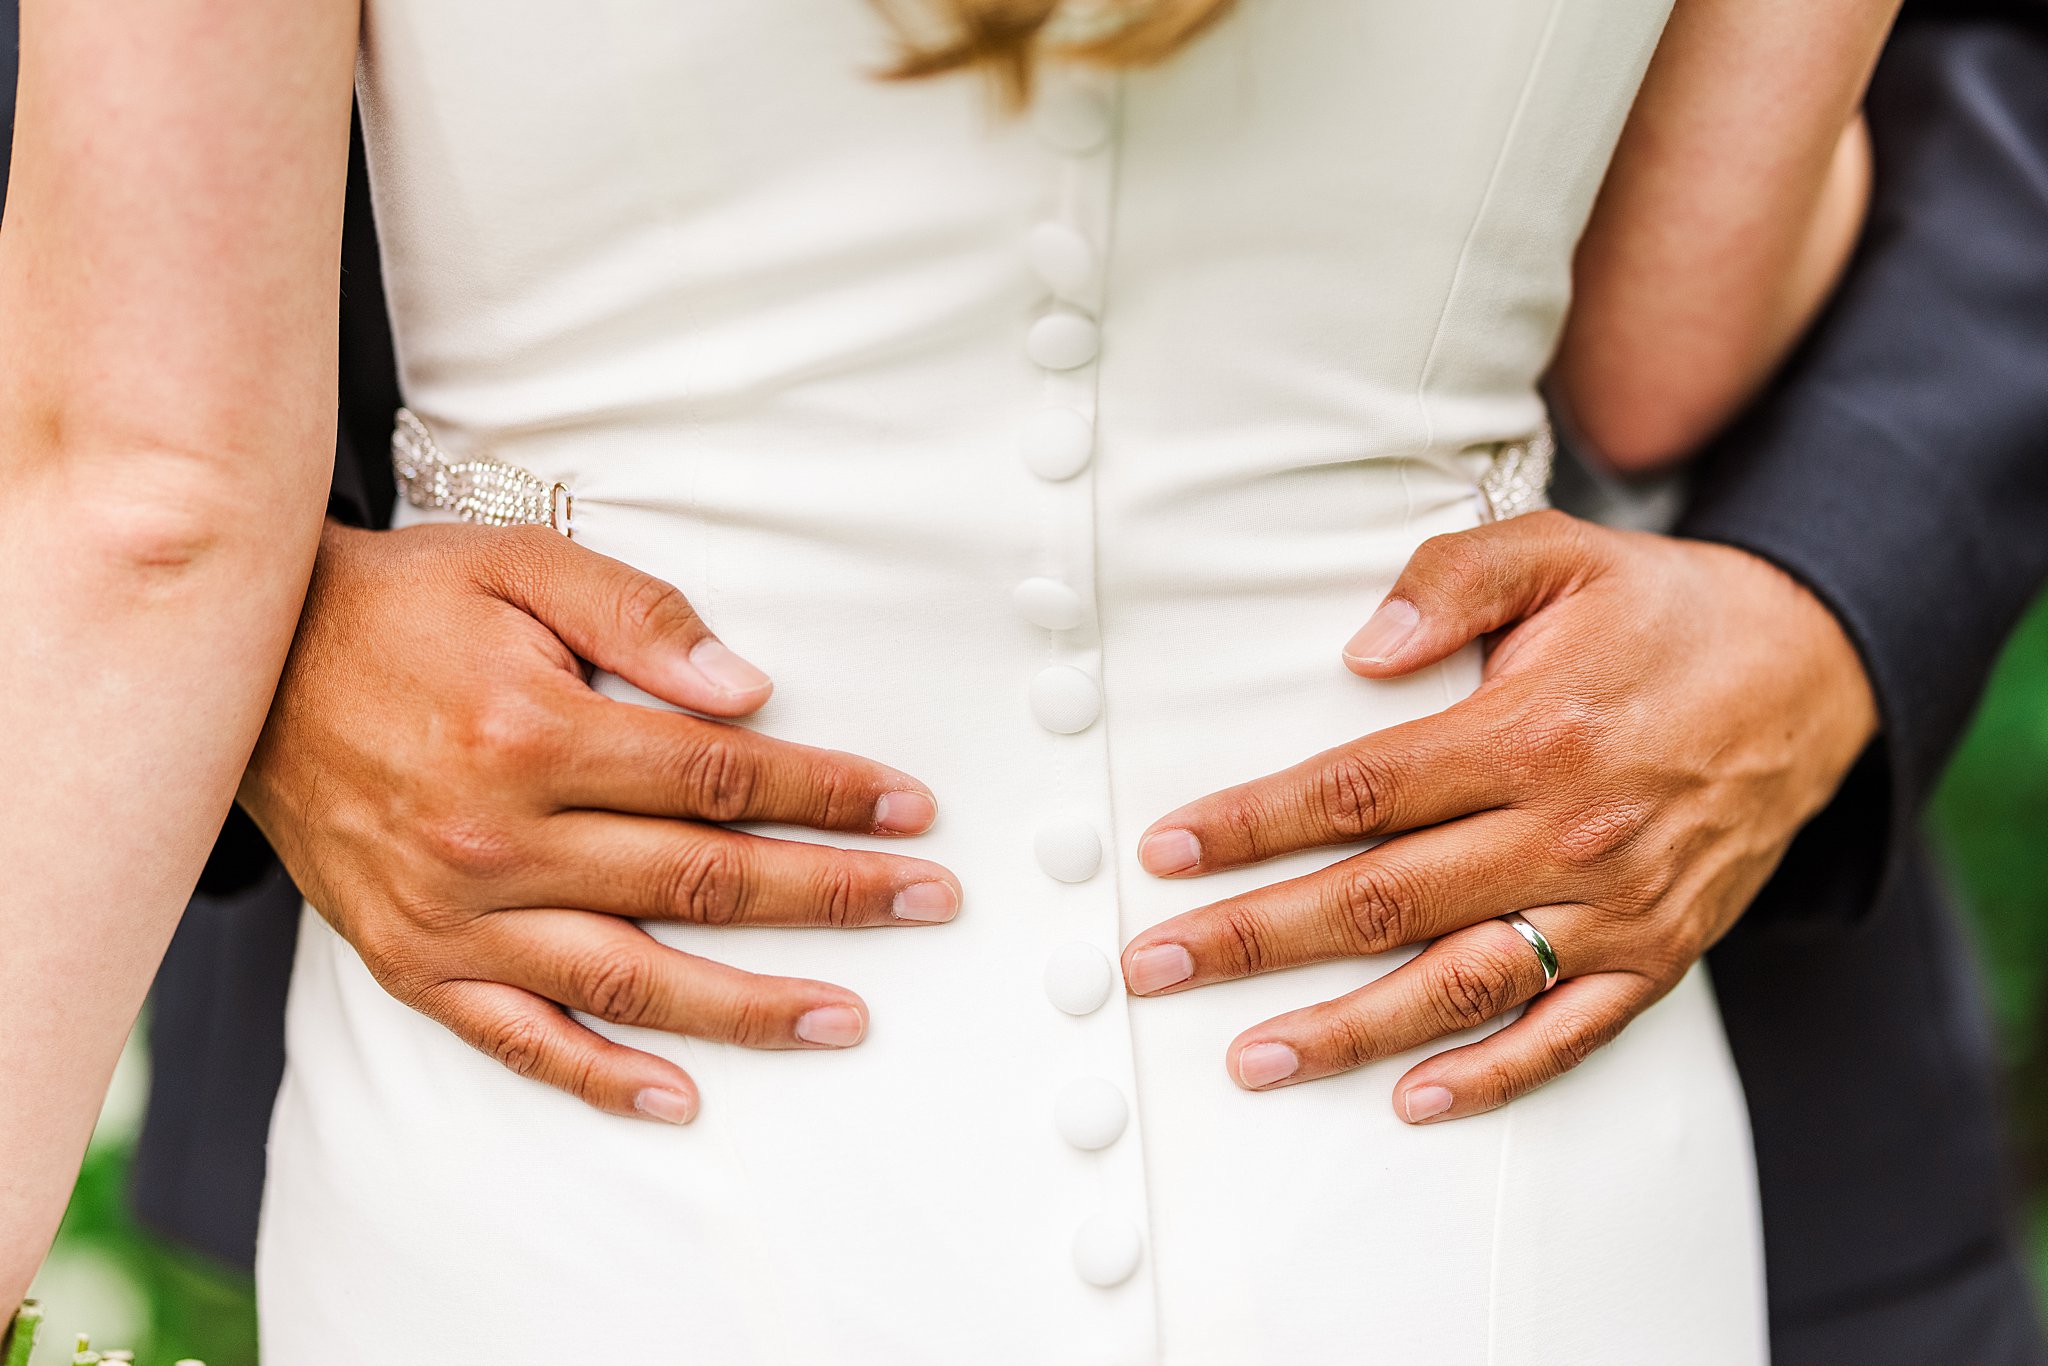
<box><xmin>1018</xmin><ymin>69</ymin><xmax>1144</xmax><ymax>1296</ymax></box>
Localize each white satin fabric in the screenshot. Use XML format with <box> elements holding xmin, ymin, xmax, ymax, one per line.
<box><xmin>258</xmin><ymin>2</ymin><xmax>1768</xmax><ymax>1361</ymax></box>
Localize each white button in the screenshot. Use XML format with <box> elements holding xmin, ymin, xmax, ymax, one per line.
<box><xmin>1055</xmin><ymin>1077</ymin><xmax>1130</xmax><ymax>1150</ymax></box>
<box><xmin>1013</xmin><ymin>577</ymin><xmax>1086</xmax><ymax>632</ymax></box>
<box><xmin>1029</xmin><ymin>665</ymin><xmax>1102</xmax><ymax>734</ymax></box>
<box><xmin>1034</xmin><ymin>86</ymin><xmax>1113</xmax><ymax>155</ymax></box>
<box><xmin>1026</xmin><ymin>312</ymin><xmax>1100</xmax><ymax>371</ymax></box>
<box><xmin>1043</xmin><ymin>941</ymin><xmax>1113</xmax><ymax>1015</ymax></box>
<box><xmin>1019</xmin><ymin>409</ymin><xmax>1094</xmax><ymax>482</ymax></box>
<box><xmin>1034</xmin><ymin>816</ymin><xmax>1102</xmax><ymax>882</ymax></box>
<box><xmin>1026</xmin><ymin>221</ymin><xmax>1097</xmax><ymax>299</ymax></box>
<box><xmin>1072</xmin><ymin>1214</ymin><xmax>1143</xmax><ymax>1287</ymax></box>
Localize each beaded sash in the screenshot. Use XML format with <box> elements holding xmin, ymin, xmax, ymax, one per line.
<box><xmin>390</xmin><ymin>409</ymin><xmax>574</xmax><ymax>538</ymax></box>
<box><xmin>389</xmin><ymin>409</ymin><xmax>1549</xmax><ymax>540</ymax></box>
<box><xmin>1477</xmin><ymin>425</ymin><xmax>1556</xmax><ymax>523</ymax></box>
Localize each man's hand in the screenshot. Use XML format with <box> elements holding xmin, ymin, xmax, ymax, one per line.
<box><xmin>1119</xmin><ymin>510</ymin><xmax>1877</xmax><ymax>1123</ymax></box>
<box><xmin>241</xmin><ymin>520</ymin><xmax>960</xmax><ymax>1125</ymax></box>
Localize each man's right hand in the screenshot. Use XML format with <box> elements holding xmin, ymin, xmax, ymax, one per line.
<box><xmin>239</xmin><ymin>519</ymin><xmax>959</xmax><ymax>1124</ymax></box>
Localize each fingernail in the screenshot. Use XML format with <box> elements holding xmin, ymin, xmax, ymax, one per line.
<box><xmin>1237</xmin><ymin>1042</ymin><xmax>1301</xmax><ymax>1089</ymax></box>
<box><xmin>873</xmin><ymin>789</ymin><xmax>937</xmax><ymax>835</ymax></box>
<box><xmin>1127</xmin><ymin>943</ymin><xmax>1194</xmax><ymax>994</ymax></box>
<box><xmin>1403</xmin><ymin>1085</ymin><xmax>1455</xmax><ymax>1123</ymax></box>
<box><xmin>688</xmin><ymin>639</ymin><xmax>773</xmax><ymax>699</ymax></box>
<box><xmin>1344</xmin><ymin>598</ymin><xmax>1420</xmax><ymax>665</ymax></box>
<box><xmin>795</xmin><ymin>1005</ymin><xmax>866</xmax><ymax>1047</ymax></box>
<box><xmin>633</xmin><ymin>1087</ymin><xmax>697</xmax><ymax>1125</ymax></box>
<box><xmin>892</xmin><ymin>880</ymin><xmax>960</xmax><ymax>923</ymax></box>
<box><xmin>1138</xmin><ymin>828</ymin><xmax>1201</xmax><ymax>876</ymax></box>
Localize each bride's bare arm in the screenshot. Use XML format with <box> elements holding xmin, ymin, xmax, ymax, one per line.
<box><xmin>1551</xmin><ymin>0</ymin><xmax>1900</xmax><ymax>470</ymax></box>
<box><xmin>0</xmin><ymin>0</ymin><xmax>356</xmax><ymax>1306</ymax></box>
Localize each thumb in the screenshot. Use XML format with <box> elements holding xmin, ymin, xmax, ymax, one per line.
<box><xmin>1341</xmin><ymin>510</ymin><xmax>1597</xmax><ymax>678</ymax></box>
<box><xmin>487</xmin><ymin>528</ymin><xmax>773</xmax><ymax>717</ymax></box>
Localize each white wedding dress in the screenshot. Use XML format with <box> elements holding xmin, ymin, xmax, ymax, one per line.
<box><xmin>258</xmin><ymin>2</ymin><xmax>1768</xmax><ymax>1362</ymax></box>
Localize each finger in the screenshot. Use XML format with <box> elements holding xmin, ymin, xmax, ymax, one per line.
<box><xmin>1391</xmin><ymin>970</ymin><xmax>1655</xmax><ymax>1124</ymax></box>
<box><xmin>1340</xmin><ymin>509</ymin><xmax>1599</xmax><ymax>677</ymax></box>
<box><xmin>1222</xmin><ymin>914</ymin><xmax>1566</xmax><ymax>1091</ymax></box>
<box><xmin>413</xmin><ymin>976</ymin><xmax>703</xmax><ymax>1123</ymax></box>
<box><xmin>537</xmin><ymin>814</ymin><xmax>962</xmax><ymax>926</ymax></box>
<box><xmin>477</xmin><ymin>910</ymin><xmax>873</xmax><ymax>1051</ymax></box>
<box><xmin>556</xmin><ymin>695</ymin><xmax>940</xmax><ymax>836</ymax></box>
<box><xmin>485</xmin><ymin>527</ymin><xmax>774</xmax><ymax>718</ymax></box>
<box><xmin>1123</xmin><ymin>811</ymin><xmax>1564</xmax><ymax>993</ymax></box>
<box><xmin>1136</xmin><ymin>699</ymin><xmax>1517</xmax><ymax>876</ymax></box>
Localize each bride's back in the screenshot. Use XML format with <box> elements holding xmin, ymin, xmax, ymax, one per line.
<box><xmin>359</xmin><ymin>0</ymin><xmax>1656</xmax><ymax>469</ymax></box>
<box><xmin>262</xmin><ymin>5</ymin><xmax>1768</xmax><ymax>1364</ymax></box>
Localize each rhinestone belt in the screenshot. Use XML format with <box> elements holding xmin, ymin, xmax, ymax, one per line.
<box><xmin>1477</xmin><ymin>425</ymin><xmax>1555</xmax><ymax>523</ymax></box>
<box><xmin>391</xmin><ymin>409</ymin><xmax>574</xmax><ymax>538</ymax></box>
<box><xmin>389</xmin><ymin>409</ymin><xmax>1549</xmax><ymax>539</ymax></box>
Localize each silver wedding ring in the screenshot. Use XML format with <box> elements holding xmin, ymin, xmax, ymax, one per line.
<box><xmin>1501</xmin><ymin>912</ymin><xmax>1560</xmax><ymax>992</ymax></box>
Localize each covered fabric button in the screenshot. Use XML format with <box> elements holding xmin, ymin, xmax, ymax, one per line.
<box><xmin>1013</xmin><ymin>577</ymin><xmax>1086</xmax><ymax>632</ymax></box>
<box><xmin>1019</xmin><ymin>408</ymin><xmax>1094</xmax><ymax>482</ymax></box>
<box><xmin>1033</xmin><ymin>85</ymin><xmax>1113</xmax><ymax>155</ymax></box>
<box><xmin>1029</xmin><ymin>665</ymin><xmax>1102</xmax><ymax>733</ymax></box>
<box><xmin>1055</xmin><ymin>1077</ymin><xmax>1130</xmax><ymax>1150</ymax></box>
<box><xmin>1034</xmin><ymin>815</ymin><xmax>1102</xmax><ymax>881</ymax></box>
<box><xmin>1072</xmin><ymin>1214</ymin><xmax>1143</xmax><ymax>1288</ymax></box>
<box><xmin>1043</xmin><ymin>941</ymin><xmax>1113</xmax><ymax>1015</ymax></box>
<box><xmin>1026</xmin><ymin>312</ymin><xmax>1101</xmax><ymax>371</ymax></box>
<box><xmin>1026</xmin><ymin>221</ymin><xmax>1097</xmax><ymax>299</ymax></box>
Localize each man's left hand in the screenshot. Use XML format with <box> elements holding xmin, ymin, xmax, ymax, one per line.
<box><xmin>1120</xmin><ymin>510</ymin><xmax>1877</xmax><ymax>1123</ymax></box>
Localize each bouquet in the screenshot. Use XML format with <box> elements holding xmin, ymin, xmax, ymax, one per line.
<box><xmin>2</xmin><ymin>1302</ymin><xmax>204</xmax><ymax>1366</ymax></box>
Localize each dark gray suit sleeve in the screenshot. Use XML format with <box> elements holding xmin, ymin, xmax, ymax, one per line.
<box><xmin>1678</xmin><ymin>13</ymin><xmax>2048</xmax><ymax>930</ymax></box>
<box><xmin>330</xmin><ymin>111</ymin><xmax>403</xmax><ymax>531</ymax></box>
<box><xmin>1</xmin><ymin>2</ymin><xmax>15</xmax><ymax>209</ymax></box>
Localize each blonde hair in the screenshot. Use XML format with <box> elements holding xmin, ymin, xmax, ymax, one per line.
<box><xmin>874</xmin><ymin>0</ymin><xmax>1237</xmax><ymax>105</ymax></box>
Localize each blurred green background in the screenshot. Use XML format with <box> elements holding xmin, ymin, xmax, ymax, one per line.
<box><xmin>23</xmin><ymin>592</ymin><xmax>2048</xmax><ymax>1364</ymax></box>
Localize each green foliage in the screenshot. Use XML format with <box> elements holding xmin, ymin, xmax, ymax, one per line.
<box><xmin>5</xmin><ymin>1302</ymin><xmax>46</xmax><ymax>1366</ymax></box>
<box><xmin>1932</xmin><ymin>590</ymin><xmax>2048</xmax><ymax>1285</ymax></box>
<box><xmin>32</xmin><ymin>1141</ymin><xmax>250</xmax><ymax>1366</ymax></box>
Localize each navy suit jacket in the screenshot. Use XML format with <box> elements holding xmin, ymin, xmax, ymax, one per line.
<box><xmin>4</xmin><ymin>7</ymin><xmax>2045</xmax><ymax>1362</ymax></box>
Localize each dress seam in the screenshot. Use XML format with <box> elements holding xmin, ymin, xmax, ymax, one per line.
<box><xmin>1084</xmin><ymin>69</ymin><xmax>1167</xmax><ymax>1363</ymax></box>
<box><xmin>1484</xmin><ymin>1104</ymin><xmax>1515</xmax><ymax>1365</ymax></box>
<box><xmin>1455</xmin><ymin>18</ymin><xmax>1567</xmax><ymax>1358</ymax></box>
<box><xmin>1409</xmin><ymin>0</ymin><xmax>1568</xmax><ymax>458</ymax></box>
